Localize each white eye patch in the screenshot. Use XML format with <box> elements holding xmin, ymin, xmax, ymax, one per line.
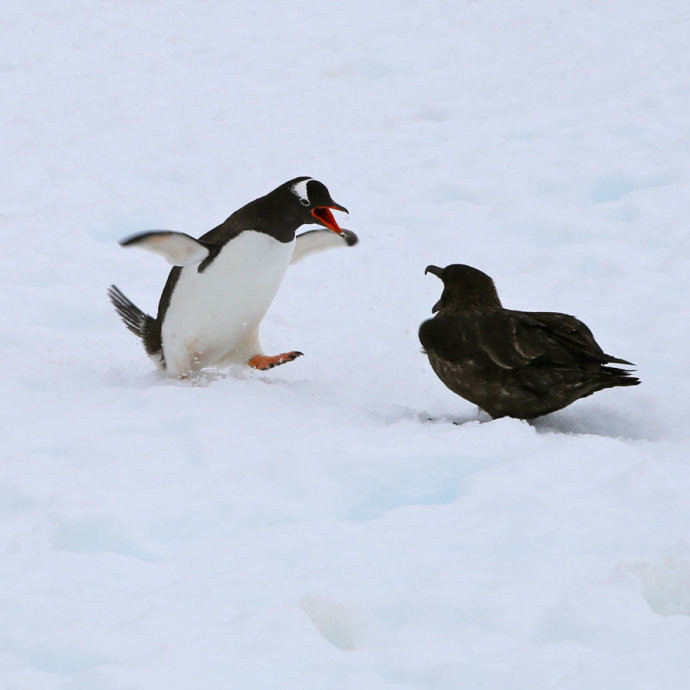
<box><xmin>291</xmin><ymin>178</ymin><xmax>313</xmax><ymax>204</ymax></box>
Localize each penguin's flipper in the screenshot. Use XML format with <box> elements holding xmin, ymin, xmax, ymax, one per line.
<box><xmin>291</xmin><ymin>228</ymin><xmax>358</xmax><ymax>265</ymax></box>
<box><xmin>119</xmin><ymin>231</ymin><xmax>211</xmax><ymax>266</ymax></box>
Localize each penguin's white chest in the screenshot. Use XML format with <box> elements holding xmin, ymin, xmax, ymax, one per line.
<box><xmin>161</xmin><ymin>231</ymin><xmax>295</xmax><ymax>375</ymax></box>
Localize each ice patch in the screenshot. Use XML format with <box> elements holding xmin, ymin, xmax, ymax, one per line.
<box><xmin>12</xmin><ymin>641</ymin><xmax>109</xmax><ymax>675</ymax></box>
<box><xmin>348</xmin><ymin>481</ymin><xmax>460</xmax><ymax>521</ymax></box>
<box><xmin>52</xmin><ymin>517</ymin><xmax>158</xmax><ymax>561</ymax></box>
<box><xmin>590</xmin><ymin>173</ymin><xmax>675</xmax><ymax>203</ymax></box>
<box><xmin>591</xmin><ymin>176</ymin><xmax>637</xmax><ymax>203</ymax></box>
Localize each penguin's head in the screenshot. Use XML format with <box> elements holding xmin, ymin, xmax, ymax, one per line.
<box><xmin>289</xmin><ymin>177</ymin><xmax>348</xmax><ymax>233</ymax></box>
<box><xmin>425</xmin><ymin>264</ymin><xmax>502</xmax><ymax>313</ymax></box>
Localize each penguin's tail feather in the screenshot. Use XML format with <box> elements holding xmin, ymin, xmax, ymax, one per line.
<box><xmin>108</xmin><ymin>285</ymin><xmax>155</xmax><ymax>341</ymax></box>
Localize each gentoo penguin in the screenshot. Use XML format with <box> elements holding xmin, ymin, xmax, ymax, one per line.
<box><xmin>109</xmin><ymin>177</ymin><xmax>357</xmax><ymax>377</ymax></box>
<box><xmin>419</xmin><ymin>264</ymin><xmax>640</xmax><ymax>419</ymax></box>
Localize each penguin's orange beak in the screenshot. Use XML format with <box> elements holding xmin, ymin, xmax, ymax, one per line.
<box><xmin>311</xmin><ymin>203</ymin><xmax>348</xmax><ymax>234</ymax></box>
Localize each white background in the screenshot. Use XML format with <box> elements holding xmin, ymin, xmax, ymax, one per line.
<box><xmin>2</xmin><ymin>1</ymin><xmax>690</xmax><ymax>688</ymax></box>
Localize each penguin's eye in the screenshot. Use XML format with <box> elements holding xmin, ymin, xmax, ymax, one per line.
<box><xmin>300</xmin><ymin>198</ymin><xmax>310</xmax><ymax>207</ymax></box>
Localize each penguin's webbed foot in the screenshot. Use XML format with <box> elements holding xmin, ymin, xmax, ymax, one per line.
<box><xmin>248</xmin><ymin>351</ymin><xmax>303</xmax><ymax>370</ymax></box>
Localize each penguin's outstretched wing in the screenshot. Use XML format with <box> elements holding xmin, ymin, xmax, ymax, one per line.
<box><xmin>291</xmin><ymin>228</ymin><xmax>358</xmax><ymax>264</ymax></box>
<box><xmin>119</xmin><ymin>231</ymin><xmax>212</xmax><ymax>266</ymax></box>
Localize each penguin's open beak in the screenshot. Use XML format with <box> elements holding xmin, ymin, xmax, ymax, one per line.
<box><xmin>312</xmin><ymin>203</ymin><xmax>348</xmax><ymax>234</ymax></box>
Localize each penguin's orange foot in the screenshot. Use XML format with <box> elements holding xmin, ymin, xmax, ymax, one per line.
<box><xmin>248</xmin><ymin>351</ymin><xmax>303</xmax><ymax>370</ymax></box>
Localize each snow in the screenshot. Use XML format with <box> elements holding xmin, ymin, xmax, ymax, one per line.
<box><xmin>2</xmin><ymin>1</ymin><xmax>690</xmax><ymax>688</ymax></box>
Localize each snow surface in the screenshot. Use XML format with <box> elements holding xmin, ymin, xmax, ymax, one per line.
<box><xmin>2</xmin><ymin>1</ymin><xmax>690</xmax><ymax>688</ymax></box>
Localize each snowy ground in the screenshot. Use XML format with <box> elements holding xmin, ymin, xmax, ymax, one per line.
<box><xmin>2</xmin><ymin>1</ymin><xmax>690</xmax><ymax>688</ymax></box>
